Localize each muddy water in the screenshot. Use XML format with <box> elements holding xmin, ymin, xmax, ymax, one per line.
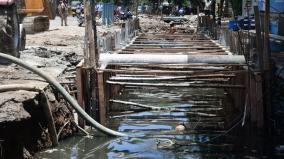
<box><xmin>36</xmin><ymin>86</ymin><xmax>282</xmax><ymax>159</ymax></box>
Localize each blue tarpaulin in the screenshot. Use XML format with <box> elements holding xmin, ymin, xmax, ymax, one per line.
<box><xmin>102</xmin><ymin>3</ymin><xmax>115</xmax><ymax>25</ymax></box>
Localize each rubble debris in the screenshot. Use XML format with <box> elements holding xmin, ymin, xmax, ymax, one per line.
<box><xmin>63</xmin><ymin>51</ymin><xmax>81</xmax><ymax>66</ymax></box>
<box><xmin>139</xmin><ymin>15</ymin><xmax>197</xmax><ymax>33</ymax></box>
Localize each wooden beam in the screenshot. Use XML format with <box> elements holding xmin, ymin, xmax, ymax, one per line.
<box><xmin>107</xmin><ymin>80</ymin><xmax>245</xmax><ymax>89</ymax></box>
<box><xmin>76</xmin><ymin>62</ymin><xmax>85</xmax><ymax>128</ymax></box>
<box><xmin>109</xmin><ymin>75</ymin><xmax>233</xmax><ymax>81</ymax></box>
<box><xmin>98</xmin><ymin>68</ymin><xmax>246</xmax><ymax>75</ymax></box>
<box><xmin>40</xmin><ymin>92</ymin><xmax>58</xmax><ymax>146</ymax></box>
<box><xmin>97</xmin><ymin>71</ymin><xmax>107</xmax><ymax>125</ymax></box>
<box><xmin>263</xmin><ymin>0</ymin><xmax>272</xmax><ymax>131</ymax></box>
<box><xmin>253</xmin><ymin>6</ymin><xmax>263</xmax><ymax>70</ymax></box>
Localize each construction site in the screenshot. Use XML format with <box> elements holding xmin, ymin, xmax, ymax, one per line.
<box><xmin>1</xmin><ymin>0</ymin><xmax>284</xmax><ymax>158</ymax></box>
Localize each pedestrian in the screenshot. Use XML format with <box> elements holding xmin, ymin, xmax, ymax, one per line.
<box><xmin>126</xmin><ymin>9</ymin><xmax>133</xmax><ymax>19</ymax></box>
<box><xmin>58</xmin><ymin>0</ymin><xmax>68</xmax><ymax>26</ymax></box>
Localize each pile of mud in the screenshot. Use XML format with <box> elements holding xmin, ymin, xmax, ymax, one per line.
<box><xmin>0</xmin><ymin>46</ymin><xmax>83</xmax><ymax>158</ymax></box>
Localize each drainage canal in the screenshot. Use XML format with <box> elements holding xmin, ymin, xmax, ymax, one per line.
<box><xmin>35</xmin><ymin>33</ymin><xmax>275</xmax><ymax>158</ymax></box>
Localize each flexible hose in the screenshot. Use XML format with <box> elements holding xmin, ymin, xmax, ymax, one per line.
<box><xmin>0</xmin><ymin>52</ymin><xmax>127</xmax><ymax>137</ymax></box>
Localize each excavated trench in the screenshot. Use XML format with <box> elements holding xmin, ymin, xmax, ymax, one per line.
<box><xmin>36</xmin><ymin>33</ymin><xmax>282</xmax><ymax>158</ymax></box>
<box><xmin>0</xmin><ymin>47</ymin><xmax>83</xmax><ymax>158</ymax></box>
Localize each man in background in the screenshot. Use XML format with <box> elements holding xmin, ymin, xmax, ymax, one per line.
<box><xmin>58</xmin><ymin>0</ymin><xmax>68</xmax><ymax>26</ymax></box>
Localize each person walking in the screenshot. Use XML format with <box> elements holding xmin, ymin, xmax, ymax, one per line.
<box><xmin>58</xmin><ymin>0</ymin><xmax>68</xmax><ymax>26</ymax></box>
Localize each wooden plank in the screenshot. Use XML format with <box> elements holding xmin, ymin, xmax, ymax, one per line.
<box><xmin>107</xmin><ymin>80</ymin><xmax>245</xmax><ymax>89</ymax></box>
<box><xmin>254</xmin><ymin>6</ymin><xmax>263</xmax><ymax>70</ymax></box>
<box><xmin>256</xmin><ymin>75</ymin><xmax>264</xmax><ymax>128</ymax></box>
<box><xmin>98</xmin><ymin>68</ymin><xmax>246</xmax><ymax>75</ymax></box>
<box><xmin>97</xmin><ymin>71</ymin><xmax>107</xmax><ymax>125</ymax></box>
<box><xmin>250</xmin><ymin>74</ymin><xmax>257</xmax><ymax>123</ymax></box>
<box><xmin>76</xmin><ymin>62</ymin><xmax>85</xmax><ymax>128</ymax></box>
<box><xmin>40</xmin><ymin>92</ymin><xmax>58</xmax><ymax>146</ymax></box>
<box><xmin>263</xmin><ymin>0</ymin><xmax>272</xmax><ymax>130</ymax></box>
<box><xmin>109</xmin><ymin>76</ymin><xmax>232</xmax><ymax>82</ymax></box>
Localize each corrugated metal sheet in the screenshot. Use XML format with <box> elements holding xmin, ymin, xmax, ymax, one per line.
<box><xmin>102</xmin><ymin>3</ymin><xmax>114</xmax><ymax>25</ymax></box>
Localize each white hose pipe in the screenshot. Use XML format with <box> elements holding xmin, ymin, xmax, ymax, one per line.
<box><xmin>0</xmin><ymin>52</ymin><xmax>127</xmax><ymax>137</ymax></box>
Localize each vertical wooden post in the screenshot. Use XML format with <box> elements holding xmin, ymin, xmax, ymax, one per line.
<box><xmin>40</xmin><ymin>92</ymin><xmax>58</xmax><ymax>146</ymax></box>
<box><xmin>85</xmin><ymin>1</ymin><xmax>96</xmax><ymax>66</ymax></box>
<box><xmin>83</xmin><ymin>0</ymin><xmax>90</xmax><ymax>66</ymax></box>
<box><xmin>83</xmin><ymin>0</ymin><xmax>92</xmax><ymax>122</ymax></box>
<box><xmin>254</xmin><ymin>6</ymin><xmax>264</xmax><ymax>70</ymax></box>
<box><xmin>97</xmin><ymin>71</ymin><xmax>107</xmax><ymax>125</ymax></box>
<box><xmin>136</xmin><ymin>0</ymin><xmax>139</xmax><ymax>18</ymax></box>
<box><xmin>250</xmin><ymin>74</ymin><xmax>257</xmax><ymax>124</ymax></box>
<box><xmin>160</xmin><ymin>0</ymin><xmax>163</xmax><ymax>19</ymax></box>
<box><xmin>90</xmin><ymin>0</ymin><xmax>99</xmax><ymax>68</ymax></box>
<box><xmin>256</xmin><ymin>74</ymin><xmax>264</xmax><ymax>128</ymax></box>
<box><xmin>197</xmin><ymin>6</ymin><xmax>200</xmax><ymax>30</ymax></box>
<box><xmin>263</xmin><ymin>0</ymin><xmax>272</xmax><ymax>131</ymax></box>
<box><xmin>76</xmin><ymin>61</ymin><xmax>85</xmax><ymax>128</ymax></box>
<box><xmin>263</xmin><ymin>0</ymin><xmax>271</xmax><ymax>70</ymax></box>
<box><xmin>84</xmin><ymin>0</ymin><xmax>101</xmax><ymax>123</ymax></box>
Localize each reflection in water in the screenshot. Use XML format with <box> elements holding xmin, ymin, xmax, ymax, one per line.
<box><xmin>36</xmin><ymin>86</ymin><xmax>282</xmax><ymax>159</ymax></box>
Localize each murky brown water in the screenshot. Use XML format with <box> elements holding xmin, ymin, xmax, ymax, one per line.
<box><xmin>36</xmin><ymin>85</ymin><xmax>283</xmax><ymax>159</ymax></box>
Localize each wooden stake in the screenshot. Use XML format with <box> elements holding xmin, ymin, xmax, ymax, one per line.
<box><xmin>263</xmin><ymin>0</ymin><xmax>272</xmax><ymax>131</ymax></box>
<box><xmin>40</xmin><ymin>92</ymin><xmax>58</xmax><ymax>146</ymax></box>
<box><xmin>76</xmin><ymin>62</ymin><xmax>85</xmax><ymax>128</ymax></box>
<box><xmin>97</xmin><ymin>71</ymin><xmax>107</xmax><ymax>125</ymax></box>
<box><xmin>90</xmin><ymin>0</ymin><xmax>99</xmax><ymax>68</ymax></box>
<box><xmin>253</xmin><ymin>6</ymin><xmax>263</xmax><ymax>70</ymax></box>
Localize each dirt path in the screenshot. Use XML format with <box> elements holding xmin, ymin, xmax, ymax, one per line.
<box><xmin>26</xmin><ymin>17</ymin><xmax>85</xmax><ymax>55</ymax></box>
